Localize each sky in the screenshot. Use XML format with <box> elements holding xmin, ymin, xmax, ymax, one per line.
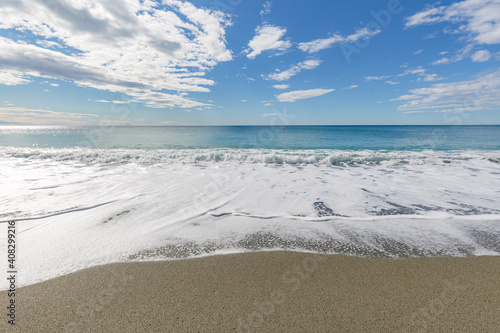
<box><xmin>0</xmin><ymin>0</ymin><xmax>500</xmax><ymax>126</ymax></box>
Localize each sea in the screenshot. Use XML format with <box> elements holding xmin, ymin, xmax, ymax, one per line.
<box><xmin>1</xmin><ymin>125</ymin><xmax>500</xmax><ymax>288</ymax></box>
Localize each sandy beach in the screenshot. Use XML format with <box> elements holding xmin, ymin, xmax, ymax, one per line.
<box><xmin>2</xmin><ymin>252</ymin><xmax>499</xmax><ymax>332</ymax></box>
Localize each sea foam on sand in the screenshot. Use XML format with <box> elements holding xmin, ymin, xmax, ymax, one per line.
<box><xmin>1</xmin><ymin>148</ymin><xmax>500</xmax><ymax>288</ymax></box>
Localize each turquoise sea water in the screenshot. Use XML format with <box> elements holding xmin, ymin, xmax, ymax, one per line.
<box><xmin>1</xmin><ymin>125</ymin><xmax>500</xmax><ymax>150</ymax></box>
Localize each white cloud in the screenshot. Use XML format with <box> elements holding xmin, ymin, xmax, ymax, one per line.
<box><xmin>129</xmin><ymin>90</ymin><xmax>209</xmax><ymax>109</ymax></box>
<box><xmin>299</xmin><ymin>60</ymin><xmax>321</xmax><ymax>69</ymax></box>
<box><xmin>50</xmin><ymin>83</ymin><xmax>59</xmax><ymax>87</ymax></box>
<box><xmin>394</xmin><ymin>68</ymin><xmax>500</xmax><ymax>113</ymax></box>
<box><xmin>407</xmin><ymin>0</ymin><xmax>500</xmax><ymax>65</ymax></box>
<box><xmin>406</xmin><ymin>7</ymin><xmax>446</xmax><ymax>27</ymax></box>
<box><xmin>406</xmin><ymin>0</ymin><xmax>500</xmax><ymax>45</ymax></box>
<box><xmin>260</xmin><ymin>1</ymin><xmax>272</xmax><ymax>17</ymax></box>
<box><xmin>432</xmin><ymin>58</ymin><xmax>451</xmax><ymax>65</ymax></box>
<box><xmin>264</xmin><ymin>60</ymin><xmax>321</xmax><ymax>81</ymax></box>
<box><xmin>157</xmin><ymin>120</ymin><xmax>181</xmax><ymax>125</ymax></box>
<box><xmin>414</xmin><ymin>49</ymin><xmax>424</xmax><ymax>55</ymax></box>
<box><xmin>298</xmin><ymin>27</ymin><xmax>380</xmax><ymax>54</ymax></box>
<box><xmin>422</xmin><ymin>74</ymin><xmax>441</xmax><ymax>82</ymax></box>
<box><xmin>439</xmin><ymin>51</ymin><xmax>449</xmax><ymax>55</ymax></box>
<box><xmin>366</xmin><ymin>67</ymin><xmax>443</xmax><ymax>85</ymax></box>
<box><xmin>92</xmin><ymin>99</ymin><xmax>130</xmax><ymax>104</ymax></box>
<box><xmin>432</xmin><ymin>45</ymin><xmax>474</xmax><ymax>65</ymax></box>
<box><xmin>424</xmin><ymin>32</ymin><xmax>438</xmax><ymax>39</ymax></box>
<box><xmin>365</xmin><ymin>75</ymin><xmax>392</xmax><ymax>81</ymax></box>
<box><xmin>298</xmin><ymin>35</ymin><xmax>343</xmax><ymax>54</ymax></box>
<box><xmin>245</xmin><ymin>25</ymin><xmax>292</xmax><ymax>59</ymax></box>
<box><xmin>390</xmin><ymin>94</ymin><xmax>420</xmax><ymax>101</ymax></box>
<box><xmin>262</xmin><ymin>112</ymin><xmax>280</xmax><ymax>116</ymax></box>
<box><xmin>0</xmin><ymin>70</ymin><xmax>31</xmax><ymax>85</ymax></box>
<box><xmin>398</xmin><ymin>67</ymin><xmax>426</xmax><ymax>76</ymax></box>
<box><xmin>241</xmin><ymin>99</ymin><xmax>247</xmax><ymax>102</ymax></box>
<box><xmin>263</xmin><ymin>103</ymin><xmax>272</xmax><ymax>107</ymax></box>
<box><xmin>343</xmin><ymin>85</ymin><xmax>359</xmax><ymax>90</ymax></box>
<box><xmin>277</xmin><ymin>88</ymin><xmax>335</xmax><ymax>102</ymax></box>
<box><xmin>272</xmin><ymin>84</ymin><xmax>289</xmax><ymax>89</ymax></box>
<box><xmin>398</xmin><ymin>66</ymin><xmax>443</xmax><ymax>82</ymax></box>
<box><xmin>471</xmin><ymin>49</ymin><xmax>491</xmax><ymax>62</ymax></box>
<box><xmin>0</xmin><ymin>106</ymin><xmax>98</xmax><ymax>125</ymax></box>
<box><xmin>0</xmin><ymin>0</ymin><xmax>233</xmax><ymax>108</ymax></box>
<box><xmin>36</xmin><ymin>40</ymin><xmax>63</xmax><ymax>48</ymax></box>
<box><xmin>403</xmin><ymin>110</ymin><xmax>428</xmax><ymax>114</ymax></box>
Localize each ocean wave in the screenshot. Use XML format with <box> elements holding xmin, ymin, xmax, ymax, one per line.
<box><xmin>1</xmin><ymin>147</ymin><xmax>499</xmax><ymax>166</ymax></box>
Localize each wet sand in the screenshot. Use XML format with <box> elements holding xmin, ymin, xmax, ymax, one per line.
<box><xmin>4</xmin><ymin>252</ymin><xmax>500</xmax><ymax>332</ymax></box>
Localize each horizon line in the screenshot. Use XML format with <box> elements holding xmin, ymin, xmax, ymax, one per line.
<box><xmin>1</xmin><ymin>124</ymin><xmax>500</xmax><ymax>127</ymax></box>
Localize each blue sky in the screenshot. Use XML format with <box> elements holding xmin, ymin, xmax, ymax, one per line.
<box><xmin>0</xmin><ymin>0</ymin><xmax>499</xmax><ymax>125</ymax></box>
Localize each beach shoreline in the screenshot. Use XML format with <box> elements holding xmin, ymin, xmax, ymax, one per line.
<box><xmin>4</xmin><ymin>251</ymin><xmax>500</xmax><ymax>332</ymax></box>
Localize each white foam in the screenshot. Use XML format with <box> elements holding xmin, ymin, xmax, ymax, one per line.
<box><xmin>1</xmin><ymin>148</ymin><xmax>500</xmax><ymax>288</ymax></box>
<box><xmin>2</xmin><ymin>146</ymin><xmax>499</xmax><ymax>166</ymax></box>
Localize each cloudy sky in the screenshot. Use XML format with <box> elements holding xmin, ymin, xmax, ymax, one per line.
<box><xmin>0</xmin><ymin>0</ymin><xmax>499</xmax><ymax>125</ymax></box>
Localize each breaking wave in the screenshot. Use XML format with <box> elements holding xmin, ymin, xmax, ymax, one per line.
<box><xmin>1</xmin><ymin>147</ymin><xmax>499</xmax><ymax>166</ymax></box>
